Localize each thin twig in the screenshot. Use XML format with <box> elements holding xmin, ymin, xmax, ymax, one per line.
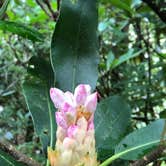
<box><xmin>57</xmin><ymin>0</ymin><xmax>61</xmax><ymax>11</ymax></box>
<box><xmin>132</xmin><ymin>116</ymin><xmax>155</xmax><ymax>122</ymax></box>
<box><xmin>35</xmin><ymin>0</ymin><xmax>59</xmax><ymax>21</ymax></box>
<box><xmin>131</xmin><ymin>145</ymin><xmax>166</xmax><ymax>166</ymax></box>
<box><xmin>35</xmin><ymin>0</ymin><xmax>52</xmax><ymax>19</ymax></box>
<box><xmin>0</xmin><ymin>140</ymin><xmax>41</xmax><ymax>166</ymax></box>
<box><xmin>44</xmin><ymin>0</ymin><xmax>59</xmax><ymax>21</ymax></box>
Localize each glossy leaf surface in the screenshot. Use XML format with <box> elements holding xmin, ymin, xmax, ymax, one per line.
<box><xmin>95</xmin><ymin>96</ymin><xmax>131</xmax><ymax>160</ymax></box>
<box><xmin>51</xmin><ymin>0</ymin><xmax>99</xmax><ymax>92</ymax></box>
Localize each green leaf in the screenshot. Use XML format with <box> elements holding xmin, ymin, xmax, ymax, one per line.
<box><xmin>0</xmin><ymin>150</ymin><xmax>24</xmax><ymax>166</ymax></box>
<box><xmin>22</xmin><ymin>57</ymin><xmax>56</xmax><ymax>152</ymax></box>
<box><xmin>110</xmin><ymin>49</ymin><xmax>145</xmax><ymax>69</ymax></box>
<box><xmin>160</xmin><ymin>110</ymin><xmax>166</xmax><ymax>118</ymax></box>
<box><xmin>157</xmin><ymin>52</ymin><xmax>166</xmax><ymax>58</ymax></box>
<box><xmin>106</xmin><ymin>51</ymin><xmax>115</xmax><ymax>70</ymax></box>
<box><xmin>0</xmin><ymin>20</ymin><xmax>44</xmax><ymax>41</ymax></box>
<box><xmin>124</xmin><ymin>0</ymin><xmax>132</xmax><ymax>7</ymax></box>
<box><xmin>99</xmin><ymin>119</ymin><xmax>166</xmax><ymax>166</ymax></box>
<box><xmin>115</xmin><ymin>119</ymin><xmax>166</xmax><ymax>160</ymax></box>
<box><xmin>0</xmin><ymin>0</ymin><xmax>10</xmax><ymax>19</ymax></box>
<box><xmin>109</xmin><ymin>0</ymin><xmax>133</xmax><ymax>15</ymax></box>
<box><xmin>51</xmin><ymin>0</ymin><xmax>99</xmax><ymax>92</ymax></box>
<box><xmin>14</xmin><ymin>0</ymin><xmax>22</xmax><ymax>5</ymax></box>
<box><xmin>131</xmin><ymin>0</ymin><xmax>142</xmax><ymax>8</ymax></box>
<box><xmin>95</xmin><ymin>96</ymin><xmax>131</xmax><ymax>161</ymax></box>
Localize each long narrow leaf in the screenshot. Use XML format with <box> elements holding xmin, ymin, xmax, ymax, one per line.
<box><xmin>110</xmin><ymin>49</ymin><xmax>145</xmax><ymax>69</ymax></box>
<box><xmin>0</xmin><ymin>150</ymin><xmax>24</xmax><ymax>166</ymax></box>
<box><xmin>110</xmin><ymin>0</ymin><xmax>133</xmax><ymax>14</ymax></box>
<box><xmin>0</xmin><ymin>0</ymin><xmax>10</xmax><ymax>19</ymax></box>
<box><xmin>0</xmin><ymin>20</ymin><xmax>44</xmax><ymax>41</ymax></box>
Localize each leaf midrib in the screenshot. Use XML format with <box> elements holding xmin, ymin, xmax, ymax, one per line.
<box><xmin>72</xmin><ymin>0</ymin><xmax>87</xmax><ymax>91</ymax></box>
<box><xmin>99</xmin><ymin>139</ymin><xmax>161</xmax><ymax>166</ymax></box>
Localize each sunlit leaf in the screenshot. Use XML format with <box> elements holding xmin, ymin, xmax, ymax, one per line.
<box><xmin>109</xmin><ymin>0</ymin><xmax>134</xmax><ymax>15</ymax></box>
<box><xmin>108</xmin><ymin>49</ymin><xmax>145</xmax><ymax>70</ymax></box>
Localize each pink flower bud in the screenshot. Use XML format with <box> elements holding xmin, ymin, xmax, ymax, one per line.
<box><xmin>74</xmin><ymin>84</ymin><xmax>91</xmax><ymax>105</ymax></box>
<box><xmin>67</xmin><ymin>125</ymin><xmax>78</xmax><ymax>138</ymax></box>
<box><xmin>55</xmin><ymin>112</ymin><xmax>68</xmax><ymax>129</ymax></box>
<box><xmin>49</xmin><ymin>84</ymin><xmax>98</xmax><ymax>166</ymax></box>
<box><xmin>64</xmin><ymin>91</ymin><xmax>75</xmax><ymax>106</ymax></box>
<box><xmin>84</xmin><ymin>92</ymin><xmax>97</xmax><ymax>112</ymax></box>
<box><xmin>50</xmin><ymin>88</ymin><xmax>65</xmax><ymax>109</ymax></box>
<box><xmin>61</xmin><ymin>102</ymin><xmax>75</xmax><ymax>115</ymax></box>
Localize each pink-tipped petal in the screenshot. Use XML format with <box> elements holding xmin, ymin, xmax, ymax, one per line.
<box><xmin>84</xmin><ymin>84</ymin><xmax>91</xmax><ymax>95</ymax></box>
<box><xmin>50</xmin><ymin>88</ymin><xmax>65</xmax><ymax>109</ymax></box>
<box><xmin>56</xmin><ymin>112</ymin><xmax>68</xmax><ymax>129</ymax></box>
<box><xmin>64</xmin><ymin>91</ymin><xmax>75</xmax><ymax>106</ymax></box>
<box><xmin>84</xmin><ymin>92</ymin><xmax>97</xmax><ymax>113</ymax></box>
<box><xmin>62</xmin><ymin>102</ymin><xmax>72</xmax><ymax>113</ymax></box>
<box><xmin>74</xmin><ymin>84</ymin><xmax>91</xmax><ymax>105</ymax></box>
<box><xmin>62</xmin><ymin>102</ymin><xmax>75</xmax><ymax>116</ymax></box>
<box><xmin>67</xmin><ymin>125</ymin><xmax>78</xmax><ymax>138</ymax></box>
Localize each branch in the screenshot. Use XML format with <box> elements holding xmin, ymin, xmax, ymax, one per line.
<box><xmin>35</xmin><ymin>0</ymin><xmax>52</xmax><ymax>19</ymax></box>
<box><xmin>57</xmin><ymin>0</ymin><xmax>61</xmax><ymax>11</ymax></box>
<box><xmin>35</xmin><ymin>0</ymin><xmax>59</xmax><ymax>21</ymax></box>
<box><xmin>43</xmin><ymin>0</ymin><xmax>59</xmax><ymax>21</ymax></box>
<box><xmin>142</xmin><ymin>0</ymin><xmax>166</xmax><ymax>23</ymax></box>
<box><xmin>131</xmin><ymin>145</ymin><xmax>166</xmax><ymax>166</ymax></box>
<box><xmin>132</xmin><ymin>116</ymin><xmax>155</xmax><ymax>122</ymax></box>
<box><xmin>0</xmin><ymin>140</ymin><xmax>42</xmax><ymax>166</ymax></box>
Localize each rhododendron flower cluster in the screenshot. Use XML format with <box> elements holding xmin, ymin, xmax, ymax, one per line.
<box><xmin>48</xmin><ymin>84</ymin><xmax>98</xmax><ymax>166</ymax></box>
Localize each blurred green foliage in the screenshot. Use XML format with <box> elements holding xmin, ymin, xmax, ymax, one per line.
<box><xmin>98</xmin><ymin>0</ymin><xmax>166</xmax><ymax>127</ymax></box>
<box><xmin>0</xmin><ymin>0</ymin><xmax>166</xmax><ymax>165</ymax></box>
<box><xmin>0</xmin><ymin>0</ymin><xmax>56</xmax><ymax>163</ymax></box>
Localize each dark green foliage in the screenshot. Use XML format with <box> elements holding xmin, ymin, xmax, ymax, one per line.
<box><xmin>23</xmin><ymin>57</ymin><xmax>56</xmax><ymax>152</ymax></box>
<box><xmin>98</xmin><ymin>0</ymin><xmax>166</xmax><ymax>125</ymax></box>
<box><xmin>95</xmin><ymin>96</ymin><xmax>131</xmax><ymax>161</ymax></box>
